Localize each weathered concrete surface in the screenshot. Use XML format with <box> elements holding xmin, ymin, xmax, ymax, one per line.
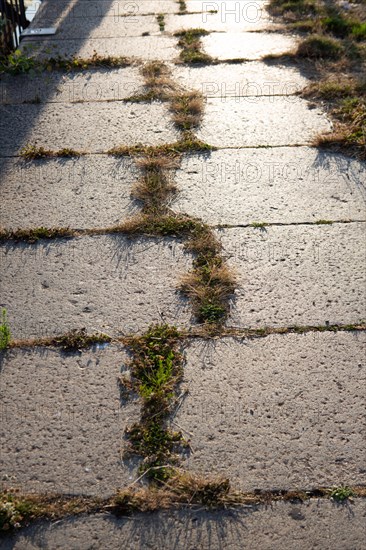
<box><xmin>176</xmin><ymin>332</ymin><xmax>366</xmax><ymax>489</ymax></box>
<box><xmin>21</xmin><ymin>36</ymin><xmax>179</xmax><ymax>61</ymax></box>
<box><xmin>186</xmin><ymin>0</ymin><xmax>269</xmax><ymax>13</ymax></box>
<box><xmin>0</xmin><ymin>156</ymin><xmax>140</xmax><ymax>229</ymax></box>
<box><xmin>165</xmin><ymin>10</ymin><xmax>279</xmax><ymax>33</ymax></box>
<box><xmin>0</xmin><ymin>67</ymin><xmax>144</xmax><ymax>104</ymax></box>
<box><xmin>2</xmin><ymin>500</ymin><xmax>366</xmax><ymax>550</ymax></box>
<box><xmin>217</xmin><ymin>223</ymin><xmax>365</xmax><ymax>328</ymax></box>
<box><xmin>173</xmin><ymin>61</ymin><xmax>309</xmax><ymax>97</ymax></box>
<box><xmin>172</xmin><ymin>148</ymin><xmax>366</xmax><ymax>225</ymax></box>
<box><xmin>0</xmin><ymin>235</ymin><xmax>191</xmax><ymax>339</ymax></box>
<box><xmin>202</xmin><ymin>32</ymin><xmax>297</xmax><ymax>60</ymax></box>
<box><xmin>28</xmin><ymin>13</ymin><xmax>159</xmax><ymax>39</ymax></box>
<box><xmin>197</xmin><ymin>97</ymin><xmax>332</xmax><ymax>147</ymax></box>
<box><xmin>0</xmin><ymin>345</ymin><xmax>138</xmax><ymax>496</ymax></box>
<box><xmin>33</xmin><ymin>0</ymin><xmax>180</xmax><ymax>19</ymax></box>
<box><xmin>0</xmin><ymin>102</ymin><xmax>179</xmax><ymax>156</ymax></box>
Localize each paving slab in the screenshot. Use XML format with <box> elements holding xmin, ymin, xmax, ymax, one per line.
<box><xmin>0</xmin><ymin>67</ymin><xmax>144</xmax><ymax>105</ymax></box>
<box><xmin>0</xmin><ymin>102</ymin><xmax>179</xmax><ymax>157</ymax></box>
<box><xmin>173</xmin><ymin>61</ymin><xmax>309</xmax><ymax>97</ymax></box>
<box><xmin>0</xmin><ymin>156</ymin><xmax>140</xmax><ymax>229</ymax></box>
<box><xmin>21</xmin><ymin>35</ymin><xmax>179</xmax><ymax>61</ymax></box>
<box><xmin>202</xmin><ymin>31</ymin><xmax>297</xmax><ymax>60</ymax></box>
<box><xmin>2</xmin><ymin>500</ymin><xmax>366</xmax><ymax>549</ymax></box>
<box><xmin>186</xmin><ymin>0</ymin><xmax>269</xmax><ymax>11</ymax></box>
<box><xmin>0</xmin><ymin>345</ymin><xmax>138</xmax><ymax>496</ymax></box>
<box><xmin>165</xmin><ymin>9</ymin><xmax>279</xmax><ymax>33</ymax></box>
<box><xmin>176</xmin><ymin>332</ymin><xmax>366</xmax><ymax>490</ymax></box>
<box><xmin>28</xmin><ymin>12</ymin><xmax>159</xmax><ymax>39</ymax></box>
<box><xmin>172</xmin><ymin>148</ymin><xmax>366</xmax><ymax>225</ymax></box>
<box><xmin>217</xmin><ymin>223</ymin><xmax>366</xmax><ymax>328</ymax></box>
<box><xmin>196</xmin><ymin>97</ymin><xmax>332</xmax><ymax>147</ymax></box>
<box><xmin>32</xmin><ymin>0</ymin><xmax>180</xmax><ymax>19</ymax></box>
<box><xmin>0</xmin><ymin>235</ymin><xmax>191</xmax><ymax>339</ymax></box>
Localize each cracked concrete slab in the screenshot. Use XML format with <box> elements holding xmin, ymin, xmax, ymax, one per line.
<box><xmin>2</xmin><ymin>500</ymin><xmax>366</xmax><ymax>550</ymax></box>
<box><xmin>176</xmin><ymin>332</ymin><xmax>366</xmax><ymax>490</ymax></box>
<box><xmin>217</xmin><ymin>223</ymin><xmax>366</xmax><ymax>328</ymax></box>
<box><xmin>0</xmin><ymin>345</ymin><xmax>138</xmax><ymax>496</ymax></box>
<box><xmin>0</xmin><ymin>235</ymin><xmax>191</xmax><ymax>339</ymax></box>
<box><xmin>0</xmin><ymin>156</ymin><xmax>140</xmax><ymax>229</ymax></box>
<box><xmin>0</xmin><ymin>102</ymin><xmax>179</xmax><ymax>156</ymax></box>
<box><xmin>202</xmin><ymin>32</ymin><xmax>297</xmax><ymax>60</ymax></box>
<box><xmin>21</xmin><ymin>35</ymin><xmax>179</xmax><ymax>61</ymax></box>
<box><xmin>172</xmin><ymin>148</ymin><xmax>366</xmax><ymax>225</ymax></box>
<box><xmin>173</xmin><ymin>61</ymin><xmax>309</xmax><ymax>97</ymax></box>
<box><xmin>165</xmin><ymin>9</ymin><xmax>279</xmax><ymax>33</ymax></box>
<box><xmin>0</xmin><ymin>67</ymin><xmax>144</xmax><ymax>105</ymax></box>
<box><xmin>196</xmin><ymin>97</ymin><xmax>332</xmax><ymax>147</ymax></box>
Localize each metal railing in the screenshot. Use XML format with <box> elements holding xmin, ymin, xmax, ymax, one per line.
<box><xmin>0</xmin><ymin>0</ymin><xmax>29</xmax><ymax>54</ymax></box>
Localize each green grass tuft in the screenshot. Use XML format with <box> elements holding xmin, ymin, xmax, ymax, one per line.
<box><xmin>0</xmin><ymin>309</ymin><xmax>11</xmax><ymax>351</ymax></box>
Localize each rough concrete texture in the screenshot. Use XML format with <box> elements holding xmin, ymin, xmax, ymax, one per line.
<box><xmin>196</xmin><ymin>97</ymin><xmax>332</xmax><ymax>147</ymax></box>
<box><xmin>173</xmin><ymin>61</ymin><xmax>309</xmax><ymax>97</ymax></box>
<box><xmin>0</xmin><ymin>345</ymin><xmax>139</xmax><ymax>496</ymax></box>
<box><xmin>186</xmin><ymin>0</ymin><xmax>269</xmax><ymax>9</ymax></box>
<box><xmin>0</xmin><ymin>102</ymin><xmax>179</xmax><ymax>156</ymax></box>
<box><xmin>33</xmin><ymin>0</ymin><xmax>180</xmax><ymax>20</ymax></box>
<box><xmin>21</xmin><ymin>35</ymin><xmax>179</xmax><ymax>61</ymax></box>
<box><xmin>0</xmin><ymin>235</ymin><xmax>191</xmax><ymax>339</ymax></box>
<box><xmin>176</xmin><ymin>332</ymin><xmax>366</xmax><ymax>489</ymax></box>
<box><xmin>218</xmin><ymin>223</ymin><xmax>365</xmax><ymax>327</ymax></box>
<box><xmin>202</xmin><ymin>32</ymin><xmax>297</xmax><ymax>60</ymax></box>
<box><xmin>0</xmin><ymin>67</ymin><xmax>145</xmax><ymax>104</ymax></box>
<box><xmin>2</xmin><ymin>500</ymin><xmax>366</xmax><ymax>550</ymax></box>
<box><xmin>28</xmin><ymin>13</ymin><xmax>159</xmax><ymax>39</ymax></box>
<box><xmin>0</xmin><ymin>156</ymin><xmax>140</xmax><ymax>229</ymax></box>
<box><xmin>165</xmin><ymin>10</ymin><xmax>279</xmax><ymax>33</ymax></box>
<box><xmin>172</xmin><ymin>148</ymin><xmax>366</xmax><ymax>225</ymax></box>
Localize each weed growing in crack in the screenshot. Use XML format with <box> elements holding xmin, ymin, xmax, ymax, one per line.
<box><xmin>126</xmin><ymin>61</ymin><xmax>177</xmax><ymax>102</ymax></box>
<box><xmin>0</xmin><ymin>227</ymin><xmax>75</xmax><ymax>244</ymax></box>
<box><xmin>50</xmin><ymin>328</ymin><xmax>111</xmax><ymax>352</ymax></box>
<box><xmin>330</xmin><ymin>486</ymin><xmax>354</xmax><ymax>502</ymax></box>
<box><xmin>157</xmin><ymin>14</ymin><xmax>165</xmax><ymax>31</ymax></box>
<box><xmin>122</xmin><ymin>325</ymin><xmax>188</xmax><ymax>482</ymax></box>
<box><xmin>174</xmin><ymin>29</ymin><xmax>215</xmax><ymax>64</ymax></box>
<box><xmin>20</xmin><ymin>145</ymin><xmax>84</xmax><ymax>160</ymax></box>
<box><xmin>177</xmin><ymin>0</ymin><xmax>187</xmax><ymax>14</ymax></box>
<box><xmin>0</xmin><ymin>51</ymin><xmax>134</xmax><ymax>75</ymax></box>
<box><xmin>0</xmin><ymin>309</ymin><xmax>11</xmax><ymax>351</ymax></box>
<box><xmin>131</xmin><ymin>167</ymin><xmax>177</xmax><ymax>213</ymax></box>
<box><xmin>170</xmin><ymin>91</ymin><xmax>204</xmax><ymax>130</ymax></box>
<box><xmin>108</xmin><ymin>134</ymin><xmax>215</xmax><ymax>157</ymax></box>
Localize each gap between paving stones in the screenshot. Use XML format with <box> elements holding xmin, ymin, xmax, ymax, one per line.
<box><xmin>1</xmin><ymin>219</ymin><xmax>365</xmax><ymax>245</ymax></box>
<box><xmin>1</xmin><ymin>485</ymin><xmax>365</xmax><ymax>533</ymax></box>
<box><xmin>6</xmin><ymin>323</ymin><xmax>366</xmax><ymax>351</ymax></box>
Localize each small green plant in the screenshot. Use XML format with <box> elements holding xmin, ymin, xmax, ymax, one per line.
<box><xmin>251</xmin><ymin>222</ymin><xmax>268</xmax><ymax>229</ymax></box>
<box><xmin>177</xmin><ymin>0</ymin><xmax>187</xmax><ymax>14</ymax></box>
<box><xmin>330</xmin><ymin>486</ymin><xmax>354</xmax><ymax>502</ymax></box>
<box><xmin>0</xmin><ymin>309</ymin><xmax>11</xmax><ymax>350</ymax></box>
<box><xmin>174</xmin><ymin>29</ymin><xmax>214</xmax><ymax>64</ymax></box>
<box><xmin>0</xmin><ymin>49</ymin><xmax>36</xmax><ymax>75</ymax></box>
<box><xmin>157</xmin><ymin>14</ymin><xmax>165</xmax><ymax>31</ymax></box>
<box><xmin>198</xmin><ymin>303</ymin><xmax>226</xmax><ymax>323</ymax></box>
<box><xmin>315</xmin><ymin>219</ymin><xmax>333</xmax><ymax>224</ymax></box>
